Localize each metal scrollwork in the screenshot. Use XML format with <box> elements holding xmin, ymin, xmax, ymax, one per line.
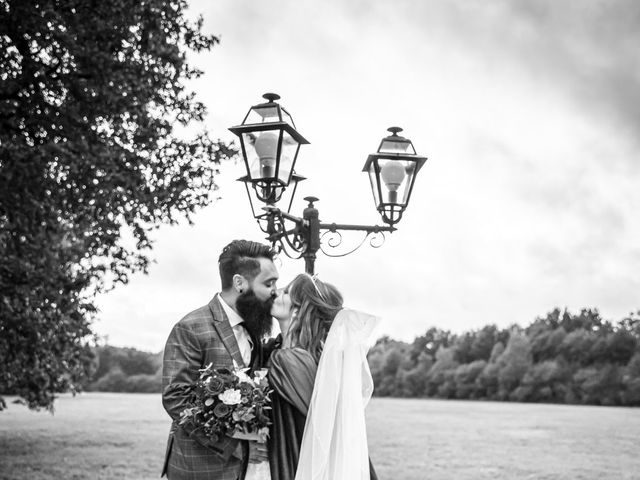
<box><xmin>263</xmin><ymin>209</ymin><xmax>304</xmax><ymax>260</ymax></box>
<box><xmin>320</xmin><ymin>230</ymin><xmax>373</xmax><ymax>258</ymax></box>
<box><xmin>254</xmin><ymin>200</ymin><xmax>396</xmax><ymax>271</ymax></box>
<box><xmin>369</xmin><ymin>230</ymin><xmax>386</xmax><ymax>248</ymax></box>
<box><xmin>321</xmin><ymin>230</ymin><xmax>343</xmax><ymax>249</ymax></box>
<box><xmin>280</xmin><ymin>232</ymin><xmax>305</xmax><ymax>260</ymax></box>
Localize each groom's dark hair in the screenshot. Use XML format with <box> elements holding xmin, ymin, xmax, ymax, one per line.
<box><xmin>218</xmin><ymin>240</ymin><xmax>276</xmax><ymax>290</ymax></box>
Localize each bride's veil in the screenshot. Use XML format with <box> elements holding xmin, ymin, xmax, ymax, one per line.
<box><xmin>294</xmin><ymin>308</ymin><xmax>381</xmax><ymax>480</ymax></box>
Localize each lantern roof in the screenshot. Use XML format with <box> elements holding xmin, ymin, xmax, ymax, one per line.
<box><xmin>229</xmin><ymin>93</ymin><xmax>310</xmax><ymax>145</ymax></box>
<box><xmin>362</xmin><ymin>127</ymin><xmax>427</xmax><ymax>173</ymax></box>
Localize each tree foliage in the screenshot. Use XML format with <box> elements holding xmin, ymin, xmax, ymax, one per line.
<box><xmin>85</xmin><ymin>345</ymin><xmax>161</xmax><ymax>393</ymax></box>
<box><xmin>369</xmin><ymin>308</ymin><xmax>640</xmax><ymax>406</ymax></box>
<box><xmin>0</xmin><ymin>0</ymin><xmax>236</xmax><ymax>410</ymax></box>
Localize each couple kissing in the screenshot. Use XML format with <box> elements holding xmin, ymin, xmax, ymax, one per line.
<box><xmin>161</xmin><ymin>239</ymin><xmax>380</xmax><ymax>480</ymax></box>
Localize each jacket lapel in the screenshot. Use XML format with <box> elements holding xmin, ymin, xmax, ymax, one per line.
<box><xmin>208</xmin><ymin>295</ymin><xmax>246</xmax><ymax>368</ymax></box>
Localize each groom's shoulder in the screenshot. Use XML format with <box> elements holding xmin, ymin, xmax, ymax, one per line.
<box><xmin>175</xmin><ymin>302</ymin><xmax>214</xmax><ymax>330</ymax></box>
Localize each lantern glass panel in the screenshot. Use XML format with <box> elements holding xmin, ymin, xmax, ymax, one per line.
<box><xmin>379</xmin><ymin>138</ymin><xmax>416</xmax><ymax>154</ymax></box>
<box><xmin>277</xmin><ymin>130</ymin><xmax>300</xmax><ymax>185</ymax></box>
<box><xmin>368</xmin><ymin>164</ymin><xmax>382</xmax><ymax>208</ymax></box>
<box><xmin>280</xmin><ymin>107</ymin><xmax>295</xmax><ymax>127</ymax></box>
<box><xmin>377</xmin><ymin>158</ymin><xmax>416</xmax><ymax>206</ymax></box>
<box><xmin>245</xmin><ymin>106</ymin><xmax>280</xmax><ymax>124</ymax></box>
<box><xmin>243</xmin><ymin>130</ymin><xmax>281</xmax><ymax>180</ymax></box>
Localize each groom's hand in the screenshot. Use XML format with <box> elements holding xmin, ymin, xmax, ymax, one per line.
<box><xmin>188</xmin><ymin>429</ymin><xmax>226</xmax><ymax>456</ymax></box>
<box><xmin>247</xmin><ymin>441</ymin><xmax>268</xmax><ymax>464</ymax></box>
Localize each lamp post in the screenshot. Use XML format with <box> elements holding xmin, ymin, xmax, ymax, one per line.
<box><xmin>230</xmin><ymin>93</ymin><xmax>427</xmax><ymax>274</ymax></box>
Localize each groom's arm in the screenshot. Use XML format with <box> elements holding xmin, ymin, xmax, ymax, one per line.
<box><xmin>162</xmin><ymin>321</ymin><xmax>239</xmax><ymax>461</ymax></box>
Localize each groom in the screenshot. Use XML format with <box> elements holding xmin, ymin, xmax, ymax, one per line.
<box><xmin>161</xmin><ymin>239</ymin><xmax>279</xmax><ymax>480</ymax></box>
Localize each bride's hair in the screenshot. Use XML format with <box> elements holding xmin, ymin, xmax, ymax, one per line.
<box><xmin>285</xmin><ymin>273</ymin><xmax>343</xmax><ymax>362</ymax></box>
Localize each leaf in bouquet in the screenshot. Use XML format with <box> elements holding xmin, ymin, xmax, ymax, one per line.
<box><xmin>204</xmin><ymin>398</ymin><xmax>215</xmax><ymax>407</ymax></box>
<box><xmin>241</xmin><ymin>411</ymin><xmax>255</xmax><ymax>422</ymax></box>
<box><xmin>255</xmin><ymin>410</ymin><xmax>270</xmax><ymax>424</ymax></box>
<box><xmin>250</xmin><ymin>390</ymin><xmax>264</xmax><ymax>402</ymax></box>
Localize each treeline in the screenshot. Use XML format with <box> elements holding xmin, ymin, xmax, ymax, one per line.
<box><xmin>86</xmin><ymin>308</ymin><xmax>640</xmax><ymax>406</ymax></box>
<box><xmin>84</xmin><ymin>346</ymin><xmax>162</xmax><ymax>393</ymax></box>
<box><xmin>368</xmin><ymin>308</ymin><xmax>640</xmax><ymax>406</ymax></box>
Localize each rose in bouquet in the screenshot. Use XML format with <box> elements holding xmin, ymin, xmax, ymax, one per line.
<box><xmin>179</xmin><ymin>363</ymin><xmax>272</xmax><ymax>444</ymax></box>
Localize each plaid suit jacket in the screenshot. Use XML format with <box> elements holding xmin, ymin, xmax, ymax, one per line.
<box><xmin>161</xmin><ymin>295</ymin><xmax>249</xmax><ymax>480</ymax></box>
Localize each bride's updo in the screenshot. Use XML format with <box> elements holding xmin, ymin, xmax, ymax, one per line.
<box><xmin>285</xmin><ymin>273</ymin><xmax>343</xmax><ymax>362</ymax></box>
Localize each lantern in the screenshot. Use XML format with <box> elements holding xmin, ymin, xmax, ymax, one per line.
<box><xmin>229</xmin><ymin>93</ymin><xmax>309</xmax><ymax>204</ymax></box>
<box><xmin>362</xmin><ymin>127</ymin><xmax>427</xmax><ymax>225</ymax></box>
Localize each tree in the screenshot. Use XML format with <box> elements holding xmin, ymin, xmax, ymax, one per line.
<box><xmin>560</xmin><ymin>308</ymin><xmax>612</xmax><ymax>333</ymax></box>
<box><xmin>396</xmin><ymin>352</ymin><xmax>433</xmax><ymax>397</ymax></box>
<box><xmin>605</xmin><ymin>330</ymin><xmax>637</xmax><ymax>365</ymax></box>
<box><xmin>453</xmin><ymin>360</ymin><xmax>486</xmax><ymax>399</ymax></box>
<box><xmin>425</xmin><ymin>346</ymin><xmax>458</xmax><ymax>397</ymax></box>
<box><xmin>92</xmin><ymin>345</ymin><xmax>160</xmax><ymax>379</ymax></box>
<box><xmin>489</xmin><ymin>341</ymin><xmax>505</xmax><ymax>362</ymax></box>
<box><xmin>469</xmin><ymin>324</ymin><xmax>504</xmax><ymax>362</ymax></box>
<box><xmin>0</xmin><ymin>0</ymin><xmax>235</xmax><ymax>410</ymax></box>
<box><xmin>530</xmin><ymin>327</ymin><xmax>567</xmax><ymax>363</ymax></box>
<box><xmin>496</xmin><ymin>332</ymin><xmax>532</xmax><ymax>399</ymax></box>
<box><xmin>409</xmin><ymin>327</ymin><xmax>454</xmax><ymax>362</ymax></box>
<box><xmin>622</xmin><ymin>352</ymin><xmax>640</xmax><ymax>405</ymax></box>
<box><xmin>376</xmin><ymin>345</ymin><xmax>409</xmax><ymax>396</ymax></box>
<box><xmin>572</xmin><ymin>365</ymin><xmax>623</xmax><ymax>405</ymax></box>
<box><xmin>513</xmin><ymin>360</ymin><xmax>569</xmax><ymax>403</ymax></box>
<box><xmin>558</xmin><ymin>329</ymin><xmax>596</xmax><ymax>365</ymax></box>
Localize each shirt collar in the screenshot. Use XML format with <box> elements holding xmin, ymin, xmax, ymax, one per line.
<box><xmin>218</xmin><ymin>293</ymin><xmax>244</xmax><ymax>328</ymax></box>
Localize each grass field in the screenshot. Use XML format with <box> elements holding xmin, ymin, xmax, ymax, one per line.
<box><xmin>1</xmin><ymin>393</ymin><xmax>639</xmax><ymax>480</ymax></box>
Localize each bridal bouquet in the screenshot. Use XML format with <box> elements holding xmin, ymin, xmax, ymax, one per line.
<box><xmin>179</xmin><ymin>363</ymin><xmax>272</xmax><ymax>444</ymax></box>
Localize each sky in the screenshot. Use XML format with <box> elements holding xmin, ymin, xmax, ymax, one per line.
<box><xmin>94</xmin><ymin>0</ymin><xmax>640</xmax><ymax>352</ymax></box>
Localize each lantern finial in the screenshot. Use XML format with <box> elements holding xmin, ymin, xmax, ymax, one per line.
<box><xmin>387</xmin><ymin>126</ymin><xmax>403</xmax><ymax>135</ymax></box>
<box><xmin>262</xmin><ymin>93</ymin><xmax>281</xmax><ymax>103</ymax></box>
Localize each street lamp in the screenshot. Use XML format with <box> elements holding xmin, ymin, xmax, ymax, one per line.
<box><xmin>363</xmin><ymin>126</ymin><xmax>428</xmax><ymax>226</ymax></box>
<box><xmin>229</xmin><ymin>93</ymin><xmax>427</xmax><ymax>274</ymax></box>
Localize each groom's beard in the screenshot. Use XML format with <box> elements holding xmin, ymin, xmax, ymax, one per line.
<box><xmin>236</xmin><ymin>289</ymin><xmax>274</xmax><ymax>341</ymax></box>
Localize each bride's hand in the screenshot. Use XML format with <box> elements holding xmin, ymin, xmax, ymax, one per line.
<box><xmin>247</xmin><ymin>440</ymin><xmax>268</xmax><ymax>464</ymax></box>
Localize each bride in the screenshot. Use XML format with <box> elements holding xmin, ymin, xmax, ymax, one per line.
<box><xmin>266</xmin><ymin>273</ymin><xmax>380</xmax><ymax>480</ymax></box>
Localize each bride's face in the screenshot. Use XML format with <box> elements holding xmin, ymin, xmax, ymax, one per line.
<box><xmin>271</xmin><ymin>286</ymin><xmax>293</xmax><ymax>321</ymax></box>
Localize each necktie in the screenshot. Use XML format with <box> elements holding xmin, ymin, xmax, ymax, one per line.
<box><xmin>235</xmin><ymin>323</ymin><xmax>253</xmax><ymax>366</ymax></box>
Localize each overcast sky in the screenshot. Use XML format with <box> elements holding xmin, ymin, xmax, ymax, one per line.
<box><xmin>94</xmin><ymin>0</ymin><xmax>640</xmax><ymax>352</ymax></box>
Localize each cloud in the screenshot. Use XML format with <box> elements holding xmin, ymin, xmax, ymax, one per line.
<box><xmin>94</xmin><ymin>0</ymin><xmax>640</xmax><ymax>350</ymax></box>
